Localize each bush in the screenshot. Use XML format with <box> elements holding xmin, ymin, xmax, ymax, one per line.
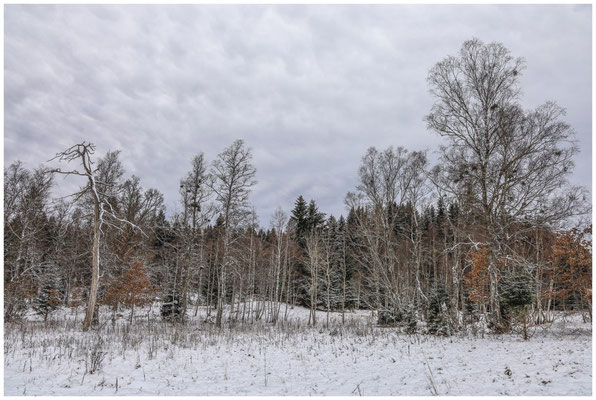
<box><xmin>87</xmin><ymin>337</ymin><xmax>106</xmax><ymax>374</ymax></box>
<box><xmin>377</xmin><ymin>307</ymin><xmax>403</xmax><ymax>326</ymax></box>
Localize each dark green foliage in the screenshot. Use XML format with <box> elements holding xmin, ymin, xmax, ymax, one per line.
<box><xmin>436</xmin><ymin>197</ymin><xmax>446</xmax><ymax>226</ymax></box>
<box><xmin>290</xmin><ymin>195</ymin><xmax>309</xmax><ymax>248</ymax></box>
<box><xmin>290</xmin><ymin>196</ymin><xmax>327</xmax><ymax>308</ymax></box>
<box><xmin>498</xmin><ymin>272</ymin><xmax>535</xmax><ymax>337</ymax></box>
<box><xmin>377</xmin><ymin>304</ymin><xmax>417</xmax><ymax>333</ymax></box>
<box><xmin>161</xmin><ymin>294</ymin><xmax>182</xmax><ymax>320</ymax></box>
<box><xmin>427</xmin><ymin>284</ymin><xmax>451</xmax><ymax>336</ymax></box>
<box><xmin>404</xmin><ymin>304</ymin><xmax>418</xmax><ymax>334</ymax></box>
<box><xmin>499</xmin><ymin>272</ymin><xmax>534</xmax><ymax>309</ymax></box>
<box><xmin>289</xmin><ymin>195</ymin><xmax>314</xmax><ymax>307</ymax></box>
<box><xmin>344</xmin><ymin>208</ymin><xmax>363</xmax><ymax>309</ymax></box>
<box><xmin>307</xmin><ymin>200</ymin><xmax>326</xmax><ymax>232</ymax></box>
<box><xmin>448</xmin><ymin>203</ymin><xmax>459</xmax><ymax>225</ymax></box>
<box><xmin>377</xmin><ymin>307</ymin><xmax>403</xmax><ymax>325</ymax></box>
<box><xmin>33</xmin><ymin>281</ymin><xmax>60</xmax><ymax>321</ymax></box>
<box><xmin>392</xmin><ymin>203</ymin><xmax>413</xmax><ymax>240</ymax></box>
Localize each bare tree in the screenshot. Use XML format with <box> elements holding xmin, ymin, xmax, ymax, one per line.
<box><xmin>270</xmin><ymin>207</ymin><xmax>288</xmax><ymax>323</ymax></box>
<box><xmin>4</xmin><ymin>162</ymin><xmax>53</xmax><ymax>320</ymax></box>
<box><xmin>50</xmin><ymin>143</ymin><xmax>143</xmax><ymax>331</ymax></box>
<box><xmin>179</xmin><ymin>153</ymin><xmax>213</xmax><ymax>322</ymax></box>
<box><xmin>209</xmin><ymin>140</ymin><xmax>257</xmax><ymax>328</ymax></box>
<box><xmin>426</xmin><ymin>38</ymin><xmax>587</xmax><ymax>329</ymax></box>
<box><xmin>346</xmin><ymin>146</ymin><xmax>429</xmax><ymax>314</ymax></box>
<box><xmin>305</xmin><ymin>231</ymin><xmax>322</xmax><ymax>326</ymax></box>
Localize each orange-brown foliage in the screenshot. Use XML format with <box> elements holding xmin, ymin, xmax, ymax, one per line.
<box><xmin>550</xmin><ymin>226</ymin><xmax>592</xmax><ymax>305</ymax></box>
<box><xmin>465</xmin><ymin>246</ymin><xmax>491</xmax><ymax>303</ymax></box>
<box><xmin>69</xmin><ymin>287</ymin><xmax>85</xmax><ymax>307</ymax></box>
<box><xmin>105</xmin><ymin>260</ymin><xmax>155</xmax><ymax>309</ymax></box>
<box><xmin>47</xmin><ymin>288</ymin><xmax>62</xmax><ymax>308</ymax></box>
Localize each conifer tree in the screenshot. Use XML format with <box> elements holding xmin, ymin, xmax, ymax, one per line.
<box><xmin>290</xmin><ymin>195</ymin><xmax>309</xmax><ymax>248</ymax></box>
<box><xmin>33</xmin><ymin>277</ymin><xmax>60</xmax><ymax>322</ymax></box>
<box><xmin>427</xmin><ymin>284</ymin><xmax>451</xmax><ymax>336</ymax></box>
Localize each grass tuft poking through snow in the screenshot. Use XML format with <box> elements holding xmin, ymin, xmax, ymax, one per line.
<box><xmin>4</xmin><ymin>304</ymin><xmax>592</xmax><ymax>395</ymax></box>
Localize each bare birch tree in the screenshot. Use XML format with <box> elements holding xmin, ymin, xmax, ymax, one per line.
<box><xmin>305</xmin><ymin>232</ymin><xmax>322</xmax><ymax>326</ymax></box>
<box><xmin>209</xmin><ymin>140</ymin><xmax>257</xmax><ymax>328</ymax></box>
<box><xmin>270</xmin><ymin>207</ymin><xmax>288</xmax><ymax>323</ymax></box>
<box><xmin>426</xmin><ymin>38</ymin><xmax>587</xmax><ymax>330</ymax></box>
<box><xmin>179</xmin><ymin>153</ymin><xmax>213</xmax><ymax>322</ymax></box>
<box><xmin>346</xmin><ymin>146</ymin><xmax>429</xmax><ymax>314</ymax></box>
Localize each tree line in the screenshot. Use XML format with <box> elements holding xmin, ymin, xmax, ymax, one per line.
<box><xmin>4</xmin><ymin>39</ymin><xmax>591</xmax><ymax>335</ymax></box>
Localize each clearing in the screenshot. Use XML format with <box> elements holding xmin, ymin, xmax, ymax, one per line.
<box><xmin>3</xmin><ymin>305</ymin><xmax>592</xmax><ymax>395</ymax></box>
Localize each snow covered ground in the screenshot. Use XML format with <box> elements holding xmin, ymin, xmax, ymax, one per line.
<box><xmin>4</xmin><ymin>304</ymin><xmax>592</xmax><ymax>395</ymax></box>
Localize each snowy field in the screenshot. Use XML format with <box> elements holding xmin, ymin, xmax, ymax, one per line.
<box><xmin>4</xmin><ymin>304</ymin><xmax>592</xmax><ymax>396</ymax></box>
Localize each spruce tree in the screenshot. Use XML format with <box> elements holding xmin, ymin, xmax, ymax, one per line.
<box><xmin>427</xmin><ymin>284</ymin><xmax>451</xmax><ymax>336</ymax></box>
<box><xmin>289</xmin><ymin>196</ymin><xmax>314</xmax><ymax>306</ymax></box>
<box><xmin>33</xmin><ymin>279</ymin><xmax>60</xmax><ymax>322</ymax></box>
<box><xmin>498</xmin><ymin>272</ymin><xmax>534</xmax><ymax>336</ymax></box>
<box><xmin>307</xmin><ymin>199</ymin><xmax>325</xmax><ymax>232</ymax></box>
<box><xmin>290</xmin><ymin>195</ymin><xmax>309</xmax><ymax>248</ymax></box>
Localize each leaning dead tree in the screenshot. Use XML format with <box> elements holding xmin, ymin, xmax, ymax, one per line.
<box><xmin>50</xmin><ymin>142</ymin><xmax>143</xmax><ymax>331</ymax></box>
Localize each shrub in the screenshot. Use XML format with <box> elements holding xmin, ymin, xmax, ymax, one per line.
<box><xmin>377</xmin><ymin>307</ymin><xmax>402</xmax><ymax>326</ymax></box>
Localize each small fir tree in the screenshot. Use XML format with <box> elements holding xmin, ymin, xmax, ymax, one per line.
<box><xmin>498</xmin><ymin>271</ymin><xmax>534</xmax><ymax>338</ymax></box>
<box><xmin>427</xmin><ymin>284</ymin><xmax>451</xmax><ymax>336</ymax></box>
<box><xmin>404</xmin><ymin>304</ymin><xmax>418</xmax><ymax>334</ymax></box>
<box><xmin>161</xmin><ymin>294</ymin><xmax>182</xmax><ymax>321</ymax></box>
<box><xmin>33</xmin><ymin>281</ymin><xmax>61</xmax><ymax>322</ymax></box>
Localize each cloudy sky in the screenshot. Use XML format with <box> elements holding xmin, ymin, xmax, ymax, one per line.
<box><xmin>4</xmin><ymin>4</ymin><xmax>591</xmax><ymax>224</ymax></box>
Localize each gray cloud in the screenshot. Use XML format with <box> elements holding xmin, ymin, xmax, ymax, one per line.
<box><xmin>4</xmin><ymin>4</ymin><xmax>591</xmax><ymax>223</ymax></box>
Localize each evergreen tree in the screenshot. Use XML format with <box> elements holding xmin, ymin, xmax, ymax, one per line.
<box><xmin>289</xmin><ymin>196</ymin><xmax>310</xmax><ymax>306</ymax></box>
<box><xmin>436</xmin><ymin>197</ymin><xmax>446</xmax><ymax>227</ymax></box>
<box><xmin>289</xmin><ymin>197</ymin><xmax>327</xmax><ymax>307</ymax></box>
<box><xmin>498</xmin><ymin>271</ymin><xmax>534</xmax><ymax>337</ymax></box>
<box><xmin>404</xmin><ymin>304</ymin><xmax>418</xmax><ymax>334</ymax></box>
<box><xmin>290</xmin><ymin>196</ymin><xmax>309</xmax><ymax>248</ymax></box>
<box><xmin>307</xmin><ymin>199</ymin><xmax>326</xmax><ymax>232</ymax></box>
<box><xmin>427</xmin><ymin>284</ymin><xmax>451</xmax><ymax>336</ymax></box>
<box><xmin>33</xmin><ymin>274</ymin><xmax>60</xmax><ymax>322</ymax></box>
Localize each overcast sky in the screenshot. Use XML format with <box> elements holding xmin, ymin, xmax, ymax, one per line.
<box><xmin>4</xmin><ymin>4</ymin><xmax>592</xmax><ymax>224</ymax></box>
